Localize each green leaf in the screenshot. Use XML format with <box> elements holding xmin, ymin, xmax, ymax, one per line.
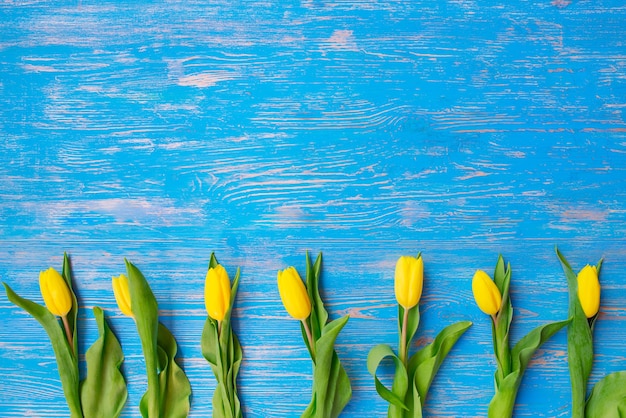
<box><xmin>556</xmin><ymin>248</ymin><xmax>595</xmax><ymax>418</ymax></box>
<box><xmin>488</xmin><ymin>370</ymin><xmax>519</xmax><ymax>418</ymax></box>
<box><xmin>313</xmin><ymin>315</ymin><xmax>351</xmax><ymax>418</ymax></box>
<box><xmin>155</xmin><ymin>323</ymin><xmax>191</xmax><ymax>418</ymax></box>
<box><xmin>493</xmin><ymin>256</ymin><xmax>512</xmax><ymax>383</ymax></box>
<box><xmin>510</xmin><ymin>319</ymin><xmax>569</xmax><ymax>376</ymax></box>
<box><xmin>301</xmin><ymin>393</ymin><xmax>317</xmax><ymax>418</ymax></box>
<box><xmin>201</xmin><ymin>253</ymin><xmax>243</xmax><ymax>418</ymax></box>
<box><xmin>408</xmin><ymin>320</ymin><xmax>472</xmax><ymax>406</ymax></box>
<box><xmin>62</xmin><ymin>253</ymin><xmax>79</xmax><ymax>358</ymax></box>
<box><xmin>230</xmin><ymin>332</ymin><xmax>243</xmax><ymax>418</ymax></box>
<box><xmin>330</xmin><ymin>357</ymin><xmax>351</xmax><ymax>418</ymax></box>
<box><xmin>367</xmin><ymin>343</ymin><xmax>408</xmax><ymax>411</ymax></box>
<box><xmin>407</xmin><ymin>378</ymin><xmax>423</xmax><ymax>418</ymax></box>
<box><xmin>3</xmin><ymin>282</ymin><xmax>83</xmax><ymax>418</ymax></box>
<box><xmin>201</xmin><ymin>317</ymin><xmax>220</xmax><ymax>372</ymax></box>
<box><xmin>80</xmin><ymin>307</ymin><xmax>127</xmax><ymax>418</ymax></box>
<box><xmin>125</xmin><ymin>259</ymin><xmax>160</xmax><ymax>418</ymax></box>
<box><xmin>306</xmin><ymin>252</ymin><xmax>328</xmax><ymax>345</ymax></box>
<box><xmin>586</xmin><ymin>371</ymin><xmax>626</xmax><ymax>418</ymax></box>
<box><xmin>488</xmin><ymin>319</ymin><xmax>569</xmax><ymax>418</ymax></box>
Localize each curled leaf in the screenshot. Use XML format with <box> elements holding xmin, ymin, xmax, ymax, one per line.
<box><xmin>367</xmin><ymin>344</ymin><xmax>408</xmax><ymax>411</ymax></box>
<box><xmin>586</xmin><ymin>371</ymin><xmax>626</xmax><ymax>418</ymax></box>
<box><xmin>155</xmin><ymin>323</ymin><xmax>191</xmax><ymax>418</ymax></box>
<box><xmin>80</xmin><ymin>307</ymin><xmax>127</xmax><ymax>418</ymax></box>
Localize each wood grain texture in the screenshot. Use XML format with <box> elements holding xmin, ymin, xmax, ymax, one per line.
<box><xmin>1</xmin><ymin>1</ymin><xmax>626</xmax><ymax>417</ymax></box>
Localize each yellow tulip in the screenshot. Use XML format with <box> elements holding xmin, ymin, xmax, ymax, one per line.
<box><xmin>39</xmin><ymin>267</ymin><xmax>72</xmax><ymax>317</ymax></box>
<box><xmin>112</xmin><ymin>274</ymin><xmax>133</xmax><ymax>317</ymax></box>
<box><xmin>277</xmin><ymin>266</ymin><xmax>311</xmax><ymax>320</ymax></box>
<box><xmin>577</xmin><ymin>264</ymin><xmax>600</xmax><ymax>318</ymax></box>
<box><xmin>394</xmin><ymin>255</ymin><xmax>424</xmax><ymax>309</ymax></box>
<box><xmin>472</xmin><ymin>269</ymin><xmax>502</xmax><ymax>315</ymax></box>
<box><xmin>205</xmin><ymin>264</ymin><xmax>231</xmax><ymax>321</ymax></box>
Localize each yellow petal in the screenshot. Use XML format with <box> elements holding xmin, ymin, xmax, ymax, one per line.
<box><xmin>394</xmin><ymin>255</ymin><xmax>424</xmax><ymax>309</ymax></box>
<box><xmin>205</xmin><ymin>264</ymin><xmax>231</xmax><ymax>321</ymax></box>
<box><xmin>39</xmin><ymin>267</ymin><xmax>72</xmax><ymax>317</ymax></box>
<box><xmin>277</xmin><ymin>266</ymin><xmax>311</xmax><ymax>320</ymax></box>
<box><xmin>472</xmin><ymin>270</ymin><xmax>502</xmax><ymax>316</ymax></box>
<box><xmin>112</xmin><ymin>274</ymin><xmax>133</xmax><ymax>317</ymax></box>
<box><xmin>577</xmin><ymin>265</ymin><xmax>600</xmax><ymax>318</ymax></box>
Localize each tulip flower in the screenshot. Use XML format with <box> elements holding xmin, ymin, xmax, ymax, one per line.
<box><xmin>475</xmin><ymin>255</ymin><xmax>568</xmax><ymax>418</ymax></box>
<box><xmin>112</xmin><ymin>274</ymin><xmax>133</xmax><ymax>318</ymax></box>
<box><xmin>393</xmin><ymin>254</ymin><xmax>424</xmax><ymax>366</ymax></box>
<box><xmin>557</xmin><ymin>249</ymin><xmax>605</xmax><ymax>418</ymax></box>
<box><xmin>4</xmin><ymin>253</ymin><xmax>127</xmax><ymax>418</ymax></box>
<box><xmin>40</xmin><ymin>267</ymin><xmax>72</xmax><ymax>317</ymax></box>
<box><xmin>368</xmin><ymin>254</ymin><xmax>471</xmax><ymax>417</ymax></box>
<box><xmin>40</xmin><ymin>267</ymin><xmax>73</xmax><ymax>347</ymax></box>
<box><xmin>277</xmin><ymin>266</ymin><xmax>312</xmax><ymax>321</ymax></box>
<box><xmin>394</xmin><ymin>254</ymin><xmax>423</xmax><ymax>310</ymax></box>
<box><xmin>120</xmin><ymin>260</ymin><xmax>191</xmax><ymax>418</ymax></box>
<box><xmin>201</xmin><ymin>253</ymin><xmax>243</xmax><ymax>418</ymax></box>
<box><xmin>472</xmin><ymin>269</ymin><xmax>502</xmax><ymax>316</ymax></box>
<box><xmin>204</xmin><ymin>264</ymin><xmax>231</xmax><ymax>322</ymax></box>
<box><xmin>278</xmin><ymin>265</ymin><xmax>314</xmax><ymax>359</ymax></box>
<box><xmin>277</xmin><ymin>253</ymin><xmax>352</xmax><ymax>418</ymax></box>
<box><xmin>577</xmin><ymin>264</ymin><xmax>600</xmax><ymax>318</ymax></box>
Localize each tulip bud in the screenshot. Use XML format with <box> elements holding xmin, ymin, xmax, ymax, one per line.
<box><xmin>205</xmin><ymin>264</ymin><xmax>231</xmax><ymax>321</ymax></box>
<box><xmin>472</xmin><ymin>269</ymin><xmax>502</xmax><ymax>315</ymax></box>
<box><xmin>39</xmin><ymin>267</ymin><xmax>72</xmax><ymax>317</ymax></box>
<box><xmin>112</xmin><ymin>274</ymin><xmax>133</xmax><ymax>317</ymax></box>
<box><xmin>394</xmin><ymin>255</ymin><xmax>424</xmax><ymax>310</ymax></box>
<box><xmin>577</xmin><ymin>265</ymin><xmax>600</xmax><ymax>318</ymax></box>
<box><xmin>277</xmin><ymin>266</ymin><xmax>311</xmax><ymax>320</ymax></box>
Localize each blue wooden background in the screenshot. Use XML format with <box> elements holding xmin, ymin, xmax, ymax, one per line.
<box><xmin>1</xmin><ymin>1</ymin><xmax>626</xmax><ymax>417</ymax></box>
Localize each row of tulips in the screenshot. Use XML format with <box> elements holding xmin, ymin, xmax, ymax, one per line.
<box><xmin>3</xmin><ymin>248</ymin><xmax>625</xmax><ymax>418</ymax></box>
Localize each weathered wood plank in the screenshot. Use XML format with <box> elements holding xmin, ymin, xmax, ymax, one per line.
<box><xmin>1</xmin><ymin>1</ymin><xmax>626</xmax><ymax>417</ymax></box>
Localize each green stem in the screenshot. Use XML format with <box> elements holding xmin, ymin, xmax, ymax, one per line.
<box><xmin>302</xmin><ymin>319</ymin><xmax>316</xmax><ymax>360</ymax></box>
<box><xmin>493</xmin><ymin>314</ymin><xmax>511</xmax><ymax>378</ymax></box>
<box><xmin>399</xmin><ymin>307</ymin><xmax>409</xmax><ymax>367</ymax></box>
<box><xmin>61</xmin><ymin>315</ymin><xmax>73</xmax><ymax>355</ymax></box>
<box><xmin>488</xmin><ymin>384</ymin><xmax>516</xmax><ymax>418</ymax></box>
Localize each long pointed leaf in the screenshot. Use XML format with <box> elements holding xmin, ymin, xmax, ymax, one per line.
<box><xmin>489</xmin><ymin>319</ymin><xmax>569</xmax><ymax>418</ymax></box>
<box><xmin>493</xmin><ymin>257</ymin><xmax>512</xmax><ymax>382</ymax></box>
<box><xmin>557</xmin><ymin>248</ymin><xmax>595</xmax><ymax>418</ymax></box>
<box><xmin>305</xmin><ymin>252</ymin><xmax>327</xmax><ymax>343</ymax></box>
<box><xmin>409</xmin><ymin>320</ymin><xmax>472</xmax><ymax>405</ymax></box>
<box><xmin>313</xmin><ymin>315</ymin><xmax>351</xmax><ymax>417</ymax></box>
<box><xmin>80</xmin><ymin>307</ymin><xmax>127</xmax><ymax>418</ymax></box>
<box><xmin>62</xmin><ymin>253</ymin><xmax>79</xmax><ymax>358</ymax></box>
<box><xmin>3</xmin><ymin>283</ymin><xmax>82</xmax><ymax>418</ymax></box>
<box><xmin>511</xmin><ymin>319</ymin><xmax>569</xmax><ymax>375</ymax></box>
<box><xmin>330</xmin><ymin>358</ymin><xmax>351</xmax><ymax>418</ymax></box>
<box><xmin>125</xmin><ymin>260</ymin><xmax>160</xmax><ymax>418</ymax></box>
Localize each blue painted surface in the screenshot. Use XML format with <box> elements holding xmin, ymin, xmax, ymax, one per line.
<box><xmin>1</xmin><ymin>1</ymin><xmax>626</xmax><ymax>417</ymax></box>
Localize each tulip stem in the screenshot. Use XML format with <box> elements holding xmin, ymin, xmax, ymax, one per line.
<box><xmin>400</xmin><ymin>307</ymin><xmax>409</xmax><ymax>366</ymax></box>
<box><xmin>302</xmin><ymin>319</ymin><xmax>316</xmax><ymax>359</ymax></box>
<box><xmin>218</xmin><ymin>320</ymin><xmax>222</xmax><ymax>337</ymax></box>
<box><xmin>61</xmin><ymin>314</ymin><xmax>73</xmax><ymax>351</ymax></box>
